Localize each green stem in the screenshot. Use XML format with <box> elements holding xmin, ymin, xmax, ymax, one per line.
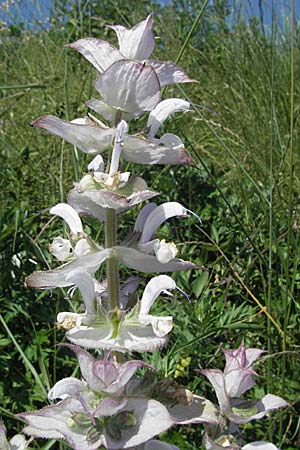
<box><xmin>105</xmin><ymin>208</ymin><xmax>120</xmax><ymax>310</ymax></box>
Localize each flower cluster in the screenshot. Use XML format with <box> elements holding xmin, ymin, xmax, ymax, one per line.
<box><xmin>2</xmin><ymin>14</ymin><xmax>288</xmax><ymax>450</ymax></box>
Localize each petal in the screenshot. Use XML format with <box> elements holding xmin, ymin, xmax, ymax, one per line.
<box><xmin>139</xmin><ymin>239</ymin><xmax>178</xmax><ymax>263</ymax></box>
<box><xmin>88</xmin><ymin>154</ymin><xmax>105</xmax><ymax>172</ymax></box>
<box><xmin>74</xmin><ymin>238</ymin><xmax>92</xmax><ymax>257</ymax></box>
<box><xmin>200</xmin><ymin>369</ymin><xmax>230</xmax><ymax>412</ymax></box>
<box><xmin>109</xmin><ymin>15</ymin><xmax>155</xmax><ymax>60</ymax></box>
<box><xmin>155</xmin><ymin>133</ymin><xmax>184</xmax><ymax>149</ymax></box>
<box><xmin>67</xmin><ymin>38</ymin><xmax>123</xmax><ymax>72</ymax></box>
<box><xmin>155</xmin><ymin>240</ymin><xmax>178</xmax><ymax>263</ymax></box>
<box><xmin>48</xmin><ymin>377</ymin><xmax>85</xmax><ymax>400</ymax></box>
<box><xmin>134</xmin><ymin>204</ymin><xmax>157</xmax><ymax>233</ymax></box>
<box><xmin>170</xmin><ymin>395</ymin><xmax>220</xmax><ymax>425</ymax></box>
<box><xmin>95</xmin><ymin>60</ymin><xmax>161</xmax><ymax>113</ymax></box>
<box><xmin>32</xmin><ymin>115</ymin><xmax>115</xmax><ymax>154</ymax></box>
<box><xmin>140</xmin><ymin>275</ymin><xmax>176</xmax><ymax>316</ymax></box>
<box><xmin>115</xmin><ymin>246</ymin><xmax>199</xmax><ymax>273</ymax></box>
<box><xmin>49</xmin><ymin>236</ymin><xmax>72</xmax><ymax>261</ymax></box>
<box><xmin>242</xmin><ymin>443</ymin><xmax>279</xmax><ymax>450</ymax></box>
<box><xmin>109</xmin><ymin>120</ymin><xmax>128</xmax><ymax>175</ymax></box>
<box><xmin>148</xmin><ymin>315</ymin><xmax>173</xmax><ymax>337</ymax></box>
<box><xmin>145</xmin><ymin>60</ymin><xmax>197</xmax><ymax>86</ymax></box>
<box><xmin>147</xmin><ymin>98</ymin><xmax>190</xmax><ymax>137</ymax></box>
<box><xmin>9</xmin><ymin>434</ymin><xmax>27</xmax><ymax>450</ymax></box>
<box><xmin>50</xmin><ymin>203</ymin><xmax>83</xmax><ymax>235</ymax></box>
<box><xmin>65</xmin><ymin>270</ymin><xmax>96</xmax><ymax>315</ymax></box>
<box><xmin>139</xmin><ymin>202</ymin><xmax>188</xmax><ymax>244</ymax></box>
<box><xmin>123</xmin><ymin>134</ymin><xmax>194</xmax><ymax>165</ymax></box>
<box><xmin>26</xmin><ymin>249</ymin><xmax>110</xmax><ymax>289</ymax></box>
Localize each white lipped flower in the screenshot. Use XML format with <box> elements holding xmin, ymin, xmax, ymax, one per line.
<box><xmin>48</xmin><ymin>203</ymin><xmax>94</xmax><ymax>262</ymax></box>
<box><xmin>26</xmin><ymin>200</ymin><xmax>200</xmax><ymax>291</ymax></box>
<box><xmin>119</xmin><ymin>201</ymin><xmax>202</xmax><ymax>268</ymax></box>
<box><xmin>57</xmin><ymin>272</ymin><xmax>180</xmax><ymax>352</ymax></box>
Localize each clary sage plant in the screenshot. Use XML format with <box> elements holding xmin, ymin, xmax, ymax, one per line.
<box><xmin>2</xmin><ymin>15</ymin><xmax>288</xmax><ymax>450</ymax></box>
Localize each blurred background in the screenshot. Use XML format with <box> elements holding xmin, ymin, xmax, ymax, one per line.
<box><xmin>0</xmin><ymin>1</ymin><xmax>299</xmax><ymax>448</ymax></box>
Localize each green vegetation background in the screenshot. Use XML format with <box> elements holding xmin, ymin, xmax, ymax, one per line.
<box><xmin>0</xmin><ymin>0</ymin><xmax>299</xmax><ymax>448</ymax></box>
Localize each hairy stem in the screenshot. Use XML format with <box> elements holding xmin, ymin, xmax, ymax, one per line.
<box><xmin>105</xmin><ymin>208</ymin><xmax>120</xmax><ymax>310</ymax></box>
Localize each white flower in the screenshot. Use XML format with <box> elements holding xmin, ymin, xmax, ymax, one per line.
<box><xmin>57</xmin><ymin>272</ymin><xmax>179</xmax><ymax>352</ymax></box>
<box><xmin>48</xmin><ymin>203</ymin><xmax>93</xmax><ymax>262</ymax></box>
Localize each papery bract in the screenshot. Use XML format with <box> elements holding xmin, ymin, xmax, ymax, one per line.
<box><xmin>94</xmin><ymin>60</ymin><xmax>160</xmax><ymax>114</ymax></box>
<box><xmin>68</xmin><ymin>15</ymin><xmax>195</xmax><ymax>88</ymax></box>
<box><xmin>19</xmin><ymin>396</ymin><xmax>174</xmax><ymax>450</ymax></box>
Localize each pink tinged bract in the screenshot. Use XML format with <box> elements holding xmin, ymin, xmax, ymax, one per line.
<box><xmin>200</xmin><ymin>369</ymin><xmax>231</xmax><ymax>412</ymax></box>
<box><xmin>86</xmin><ymin>98</ymin><xmax>136</xmax><ymax>124</ymax></box>
<box><xmin>48</xmin><ymin>377</ymin><xmax>85</xmax><ymax>401</ymax></box>
<box><xmin>32</xmin><ymin>115</ymin><xmax>115</xmax><ymax>154</ymax></box>
<box><xmin>109</xmin><ymin>15</ymin><xmax>155</xmax><ymax>60</ymax></box>
<box><xmin>224</xmin><ymin>341</ymin><xmax>265</xmax><ymax>372</ymax></box>
<box><xmin>103</xmin><ymin>398</ymin><xmax>174</xmax><ymax>449</ymax></box>
<box><xmin>68</xmin><ymin>179</ymin><xmax>159</xmax><ymax>219</ymax></box>
<box><xmin>169</xmin><ymin>395</ymin><xmax>220</xmax><ymax>426</ymax></box>
<box><xmin>21</xmin><ymin>396</ymin><xmax>174</xmax><ymax>449</ymax></box>
<box><xmin>227</xmin><ymin>394</ymin><xmax>289</xmax><ymax>424</ymax></box>
<box><xmin>19</xmin><ymin>398</ymin><xmax>105</xmax><ymax>450</ymax></box>
<box><xmin>224</xmin><ymin>366</ymin><xmax>256</xmax><ymax>398</ymax></box>
<box><xmin>64</xmin><ymin>344</ymin><xmax>153</xmax><ymax>394</ymax></box>
<box><xmin>144</xmin><ymin>59</ymin><xmax>197</xmax><ymax>86</ymax></box>
<box><xmin>94</xmin><ymin>60</ymin><xmax>161</xmax><ymax>113</ymax></box>
<box><xmin>67</xmin><ymin>38</ymin><xmax>123</xmax><ymax>72</ymax></box>
<box><xmin>26</xmin><ymin>249</ymin><xmax>110</xmax><ymax>289</ymax></box>
<box><xmin>122</xmin><ymin>134</ymin><xmax>194</xmax><ymax>166</ymax></box>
